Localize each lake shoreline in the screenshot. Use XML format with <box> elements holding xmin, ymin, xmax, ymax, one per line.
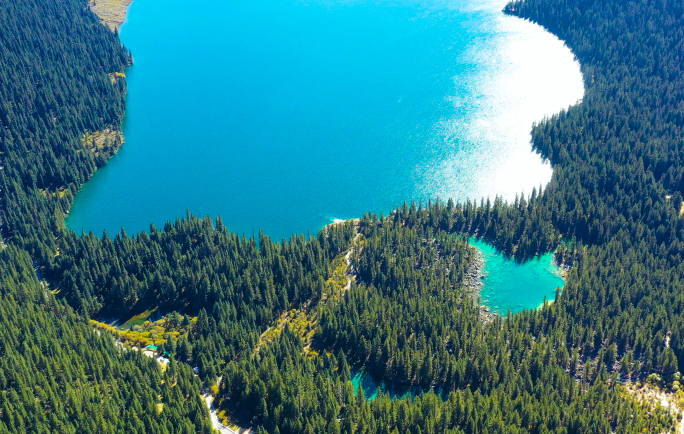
<box><xmin>78</xmin><ymin>0</ymin><xmax>569</xmax><ymax>319</ymax></box>
<box><xmin>463</xmin><ymin>246</ymin><xmax>498</xmax><ymax>323</ymax></box>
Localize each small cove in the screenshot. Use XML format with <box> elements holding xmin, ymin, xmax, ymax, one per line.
<box><xmin>351</xmin><ymin>370</ymin><xmax>417</xmax><ymax>401</ymax></box>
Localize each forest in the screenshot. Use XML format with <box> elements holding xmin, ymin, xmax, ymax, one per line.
<box><xmin>2</xmin><ymin>0</ymin><xmax>684</xmax><ymax>431</ymax></box>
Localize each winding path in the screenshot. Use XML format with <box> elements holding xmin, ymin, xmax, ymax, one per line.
<box><xmin>343</xmin><ymin>228</ymin><xmax>361</xmax><ymax>291</ymax></box>
<box><xmin>204</xmin><ymin>392</ymin><xmax>238</xmax><ymax>434</ymax></box>
<box><xmin>203</xmin><ymin>377</ymin><xmax>249</xmax><ymax>434</ymax></box>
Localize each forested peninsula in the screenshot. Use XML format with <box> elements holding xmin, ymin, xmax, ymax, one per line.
<box><xmin>2</xmin><ymin>0</ymin><xmax>684</xmax><ymax>432</ymax></box>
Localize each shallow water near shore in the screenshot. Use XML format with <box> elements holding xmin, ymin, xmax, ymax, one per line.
<box><xmin>67</xmin><ymin>0</ymin><xmax>583</xmax><ymax>242</ymax></box>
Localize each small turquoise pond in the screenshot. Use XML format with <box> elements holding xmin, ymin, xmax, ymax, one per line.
<box><xmin>470</xmin><ymin>238</ymin><xmax>564</xmax><ymax>315</ymax></box>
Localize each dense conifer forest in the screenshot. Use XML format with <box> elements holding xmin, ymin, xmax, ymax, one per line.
<box><xmin>2</xmin><ymin>0</ymin><xmax>684</xmax><ymax>431</ymax></box>
<box><xmin>0</xmin><ymin>0</ymin><xmax>214</xmax><ymax>431</ymax></box>
<box><xmin>0</xmin><ymin>247</ymin><xmax>213</xmax><ymax>433</ymax></box>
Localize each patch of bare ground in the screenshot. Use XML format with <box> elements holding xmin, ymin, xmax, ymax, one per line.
<box><xmin>89</xmin><ymin>0</ymin><xmax>134</xmax><ymax>31</ymax></box>
<box><xmin>623</xmin><ymin>377</ymin><xmax>684</xmax><ymax>433</ymax></box>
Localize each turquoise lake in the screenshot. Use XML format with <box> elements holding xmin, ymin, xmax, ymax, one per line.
<box><xmin>470</xmin><ymin>238</ymin><xmax>564</xmax><ymax>314</ymax></box>
<box><xmin>68</xmin><ymin>0</ymin><xmax>580</xmax><ymax>310</ymax></box>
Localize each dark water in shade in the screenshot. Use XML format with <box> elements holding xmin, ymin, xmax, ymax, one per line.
<box><xmin>351</xmin><ymin>370</ymin><xmax>414</xmax><ymax>400</ymax></box>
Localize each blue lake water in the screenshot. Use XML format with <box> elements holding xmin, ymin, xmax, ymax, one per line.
<box><xmin>68</xmin><ymin>0</ymin><xmax>582</xmax><ymax>242</ymax></box>
<box><xmin>68</xmin><ymin>0</ymin><xmax>579</xmax><ymax>311</ymax></box>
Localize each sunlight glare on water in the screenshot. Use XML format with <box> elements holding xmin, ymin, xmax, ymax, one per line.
<box><xmin>424</xmin><ymin>0</ymin><xmax>584</xmax><ymax>202</ymax></box>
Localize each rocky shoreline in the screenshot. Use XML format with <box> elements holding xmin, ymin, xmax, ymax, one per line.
<box><xmin>463</xmin><ymin>247</ymin><xmax>498</xmax><ymax>324</ymax></box>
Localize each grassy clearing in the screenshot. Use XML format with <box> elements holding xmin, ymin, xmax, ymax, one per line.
<box><xmin>92</xmin><ymin>311</ymin><xmax>196</xmax><ymax>349</ymax></box>
<box><xmin>325</xmin><ymin>255</ymin><xmax>350</xmax><ymax>299</ymax></box>
<box><xmin>89</xmin><ymin>0</ymin><xmax>134</xmax><ymax>31</ymax></box>
<box><xmin>257</xmin><ymin>309</ymin><xmax>316</xmax><ymax>355</ymax></box>
<box><xmin>81</xmin><ymin>128</ymin><xmax>124</xmax><ymax>159</ymax></box>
